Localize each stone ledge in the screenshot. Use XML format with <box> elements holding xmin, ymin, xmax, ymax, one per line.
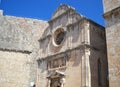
<box><xmin>103</xmin><ymin>6</ymin><xmax>120</xmax><ymax>18</ymax></box>
<box><xmin>48</xmin><ymin>66</ymin><xmax>67</xmax><ymax>71</ymax></box>
<box><xmin>0</xmin><ymin>48</ymin><xmax>32</xmax><ymax>54</ymax></box>
<box><xmin>37</xmin><ymin>43</ymin><xmax>104</xmax><ymax>61</ymax></box>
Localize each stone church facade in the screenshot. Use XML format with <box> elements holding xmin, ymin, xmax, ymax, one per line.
<box><xmin>0</xmin><ymin>0</ymin><xmax>119</xmax><ymax>87</ymax></box>
<box><xmin>37</xmin><ymin>5</ymin><xmax>108</xmax><ymax>87</ymax></box>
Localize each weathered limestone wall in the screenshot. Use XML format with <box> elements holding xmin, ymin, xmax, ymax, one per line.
<box><xmin>64</xmin><ymin>49</ymin><xmax>83</xmax><ymax>87</ymax></box>
<box><xmin>5</xmin><ymin>16</ymin><xmax>48</xmax><ymax>43</ymax></box>
<box><xmin>36</xmin><ymin>60</ymin><xmax>48</xmax><ymax>87</ymax></box>
<box><xmin>0</xmin><ymin>16</ymin><xmax>32</xmax><ymax>52</ymax></box>
<box><xmin>89</xmin><ymin>49</ymin><xmax>108</xmax><ymax>87</ymax></box>
<box><xmin>103</xmin><ymin>0</ymin><xmax>120</xmax><ymax>87</ymax></box>
<box><xmin>0</xmin><ymin>15</ymin><xmax>48</xmax><ymax>52</ymax></box>
<box><xmin>0</xmin><ymin>14</ymin><xmax>48</xmax><ymax>87</ymax></box>
<box><xmin>89</xmin><ymin>21</ymin><xmax>106</xmax><ymax>51</ymax></box>
<box><xmin>106</xmin><ymin>23</ymin><xmax>120</xmax><ymax>87</ymax></box>
<box><xmin>88</xmin><ymin>22</ymin><xmax>108</xmax><ymax>87</ymax></box>
<box><xmin>103</xmin><ymin>0</ymin><xmax>120</xmax><ymax>12</ymax></box>
<box><xmin>37</xmin><ymin>20</ymin><xmax>107</xmax><ymax>87</ymax></box>
<box><xmin>38</xmin><ymin>19</ymin><xmax>85</xmax><ymax>59</ymax></box>
<box><xmin>38</xmin><ymin>5</ymin><xmax>85</xmax><ymax>59</ymax></box>
<box><xmin>37</xmin><ymin>45</ymin><xmax>107</xmax><ymax>87</ymax></box>
<box><xmin>37</xmin><ymin>5</ymin><xmax>107</xmax><ymax>87</ymax></box>
<box><xmin>0</xmin><ymin>51</ymin><xmax>31</xmax><ymax>87</ymax></box>
<box><xmin>36</xmin><ymin>48</ymin><xmax>84</xmax><ymax>87</ymax></box>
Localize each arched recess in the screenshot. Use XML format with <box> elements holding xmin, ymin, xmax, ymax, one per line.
<box><xmin>98</xmin><ymin>58</ymin><xmax>102</xmax><ymax>87</ymax></box>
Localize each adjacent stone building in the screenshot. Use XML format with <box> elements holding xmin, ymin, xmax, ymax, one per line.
<box><xmin>0</xmin><ymin>4</ymin><xmax>108</xmax><ymax>87</ymax></box>
<box><xmin>103</xmin><ymin>0</ymin><xmax>120</xmax><ymax>87</ymax></box>
<box><xmin>0</xmin><ymin>11</ymin><xmax>48</xmax><ymax>87</ymax></box>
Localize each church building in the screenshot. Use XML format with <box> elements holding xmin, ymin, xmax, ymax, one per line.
<box><xmin>0</xmin><ymin>1</ymin><xmax>117</xmax><ymax>87</ymax></box>
<box><xmin>36</xmin><ymin>5</ymin><xmax>108</xmax><ymax>87</ymax></box>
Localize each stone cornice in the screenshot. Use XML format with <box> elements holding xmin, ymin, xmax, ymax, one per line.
<box><xmin>48</xmin><ymin>8</ymin><xmax>74</xmax><ymax>23</ymax></box>
<box><xmin>85</xmin><ymin>18</ymin><xmax>105</xmax><ymax>30</ymax></box>
<box><xmin>103</xmin><ymin>6</ymin><xmax>120</xmax><ymax>18</ymax></box>
<box><xmin>39</xmin><ymin>17</ymin><xmax>104</xmax><ymax>42</ymax></box>
<box><xmin>39</xmin><ymin>18</ymin><xmax>85</xmax><ymax>42</ymax></box>
<box><xmin>0</xmin><ymin>48</ymin><xmax>32</xmax><ymax>54</ymax></box>
<box><xmin>37</xmin><ymin>44</ymin><xmax>103</xmax><ymax>61</ymax></box>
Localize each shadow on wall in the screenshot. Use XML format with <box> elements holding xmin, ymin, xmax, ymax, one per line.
<box><xmin>71</xmin><ymin>25</ymin><xmax>80</xmax><ymax>43</ymax></box>
<box><xmin>70</xmin><ymin>50</ymin><xmax>82</xmax><ymax>67</ymax></box>
<box><xmin>65</xmin><ymin>49</ymin><xmax>83</xmax><ymax>68</ymax></box>
<box><xmin>89</xmin><ymin>24</ymin><xmax>108</xmax><ymax>87</ymax></box>
<box><xmin>89</xmin><ymin>50</ymin><xmax>108</xmax><ymax>87</ymax></box>
<box><xmin>39</xmin><ymin>26</ymin><xmax>51</xmax><ymax>53</ymax></box>
<box><xmin>38</xmin><ymin>59</ymin><xmax>47</xmax><ymax>73</ymax></box>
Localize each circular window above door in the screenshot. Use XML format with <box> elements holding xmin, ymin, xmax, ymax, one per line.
<box><xmin>53</xmin><ymin>28</ymin><xmax>66</xmax><ymax>46</ymax></box>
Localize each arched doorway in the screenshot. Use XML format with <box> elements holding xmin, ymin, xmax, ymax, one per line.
<box><xmin>50</xmin><ymin>77</ymin><xmax>61</xmax><ymax>87</ymax></box>
<box><xmin>47</xmin><ymin>70</ymin><xmax>65</xmax><ymax>87</ymax></box>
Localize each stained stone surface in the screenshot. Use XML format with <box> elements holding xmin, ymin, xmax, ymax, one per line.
<box><xmin>37</xmin><ymin>5</ymin><xmax>108</xmax><ymax>87</ymax></box>
<box><xmin>103</xmin><ymin>0</ymin><xmax>120</xmax><ymax>12</ymax></box>
<box><xmin>103</xmin><ymin>0</ymin><xmax>120</xmax><ymax>87</ymax></box>
<box><xmin>0</xmin><ymin>15</ymin><xmax>48</xmax><ymax>52</ymax></box>
<box><xmin>0</xmin><ymin>4</ymin><xmax>108</xmax><ymax>87</ymax></box>
<box><xmin>0</xmin><ymin>14</ymin><xmax>48</xmax><ymax>87</ymax></box>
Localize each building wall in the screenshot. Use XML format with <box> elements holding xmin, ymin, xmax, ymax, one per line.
<box><xmin>103</xmin><ymin>0</ymin><xmax>120</xmax><ymax>12</ymax></box>
<box><xmin>37</xmin><ymin>46</ymin><xmax>108</xmax><ymax>87</ymax></box>
<box><xmin>106</xmin><ymin>23</ymin><xmax>120</xmax><ymax>87</ymax></box>
<box><xmin>0</xmin><ymin>4</ymin><xmax>108</xmax><ymax>87</ymax></box>
<box><xmin>62</xmin><ymin>49</ymin><xmax>83</xmax><ymax>87</ymax></box>
<box><xmin>38</xmin><ymin>20</ymin><xmax>85</xmax><ymax>59</ymax></box>
<box><xmin>38</xmin><ymin>11</ymin><xmax>85</xmax><ymax>59</ymax></box>
<box><xmin>0</xmin><ymin>15</ymin><xmax>32</xmax><ymax>51</ymax></box>
<box><xmin>36</xmin><ymin>59</ymin><xmax>48</xmax><ymax>87</ymax></box>
<box><xmin>89</xmin><ymin>21</ymin><xmax>106</xmax><ymax>51</ymax></box>
<box><xmin>0</xmin><ymin>12</ymin><xmax>47</xmax><ymax>87</ymax></box>
<box><xmin>0</xmin><ymin>51</ymin><xmax>31</xmax><ymax>87</ymax></box>
<box><xmin>37</xmin><ymin>5</ymin><xmax>107</xmax><ymax>87</ymax></box>
<box><xmin>89</xmin><ymin>21</ymin><xmax>108</xmax><ymax>87</ymax></box>
<box><xmin>103</xmin><ymin>0</ymin><xmax>120</xmax><ymax>87</ymax></box>
<box><xmin>37</xmin><ymin>7</ymin><xmax>86</xmax><ymax>85</ymax></box>
<box><xmin>89</xmin><ymin>49</ymin><xmax>108</xmax><ymax>87</ymax></box>
<box><xmin>36</xmin><ymin>48</ymin><xmax>84</xmax><ymax>87</ymax></box>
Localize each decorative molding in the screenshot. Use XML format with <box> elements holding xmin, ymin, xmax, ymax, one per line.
<box><xmin>48</xmin><ymin>8</ymin><xmax>74</xmax><ymax>23</ymax></box>
<box><xmin>38</xmin><ymin>34</ymin><xmax>51</xmax><ymax>42</ymax></box>
<box><xmin>103</xmin><ymin>6</ymin><xmax>120</xmax><ymax>18</ymax></box>
<box><xmin>52</xmin><ymin>27</ymin><xmax>66</xmax><ymax>47</ymax></box>
<box><xmin>37</xmin><ymin>43</ymin><xmax>103</xmax><ymax>61</ymax></box>
<box><xmin>0</xmin><ymin>48</ymin><xmax>32</xmax><ymax>54</ymax></box>
<box><xmin>48</xmin><ymin>66</ymin><xmax>67</xmax><ymax>72</ymax></box>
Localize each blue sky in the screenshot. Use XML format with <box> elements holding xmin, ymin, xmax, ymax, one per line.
<box><xmin>0</xmin><ymin>0</ymin><xmax>105</xmax><ymax>26</ymax></box>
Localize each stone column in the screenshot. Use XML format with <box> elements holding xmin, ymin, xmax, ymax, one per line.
<box><xmin>85</xmin><ymin>49</ymin><xmax>91</xmax><ymax>87</ymax></box>
<box><xmin>81</xmin><ymin>49</ymin><xmax>86</xmax><ymax>87</ymax></box>
<box><xmin>81</xmin><ymin>48</ymin><xmax>91</xmax><ymax>87</ymax></box>
<box><xmin>48</xmin><ymin>79</ymin><xmax>51</xmax><ymax>87</ymax></box>
<box><xmin>60</xmin><ymin>77</ymin><xmax>66</xmax><ymax>87</ymax></box>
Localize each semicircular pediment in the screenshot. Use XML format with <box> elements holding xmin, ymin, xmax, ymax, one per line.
<box><xmin>51</xmin><ymin>4</ymin><xmax>71</xmax><ymax>19</ymax></box>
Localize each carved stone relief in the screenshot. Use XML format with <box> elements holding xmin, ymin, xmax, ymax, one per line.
<box><xmin>47</xmin><ymin>57</ymin><xmax>66</xmax><ymax>69</ymax></box>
